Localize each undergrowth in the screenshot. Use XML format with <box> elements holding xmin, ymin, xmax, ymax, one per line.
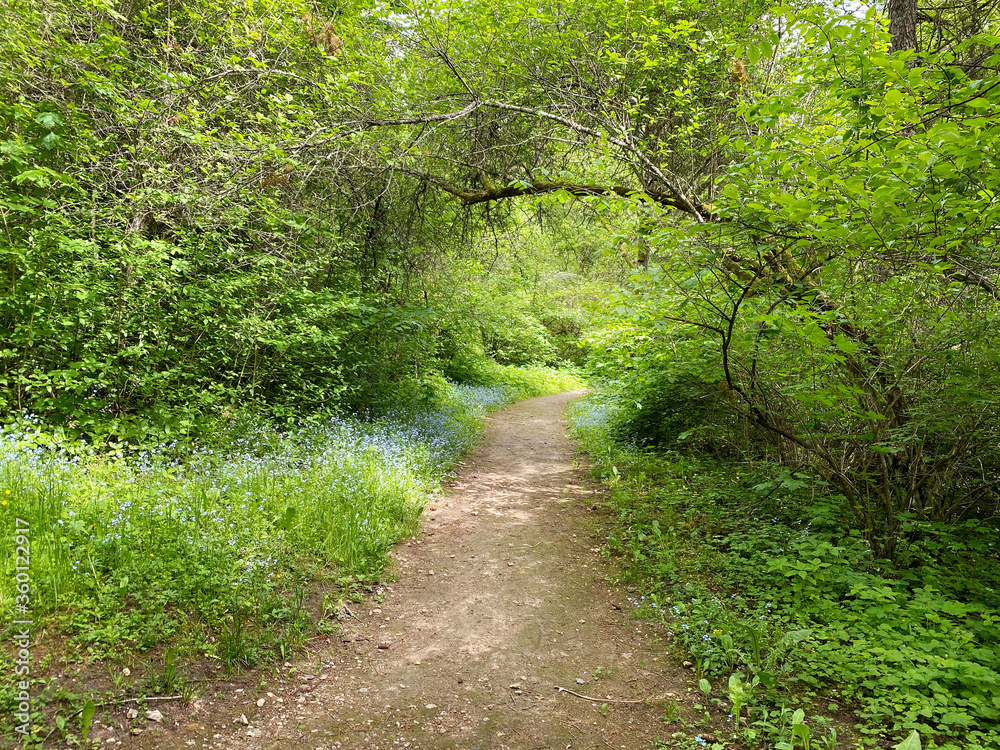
<box><xmin>570</xmin><ymin>393</ymin><xmax>1000</xmax><ymax>750</ymax></box>
<box><xmin>442</xmin><ymin>354</ymin><xmax>585</xmax><ymax>401</ymax></box>
<box><xmin>0</xmin><ymin>363</ymin><xmax>584</xmax><ymax>741</ymax></box>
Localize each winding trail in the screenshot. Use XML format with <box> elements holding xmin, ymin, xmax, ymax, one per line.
<box><xmin>138</xmin><ymin>392</ymin><xmax>691</xmax><ymax>750</ymax></box>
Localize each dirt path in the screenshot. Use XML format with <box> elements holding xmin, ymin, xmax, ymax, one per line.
<box><xmin>132</xmin><ymin>392</ymin><xmax>693</xmax><ymax>750</ymax></box>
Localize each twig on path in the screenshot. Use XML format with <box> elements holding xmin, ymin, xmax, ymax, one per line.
<box><xmin>342</xmin><ymin>605</ymin><xmax>361</xmax><ymax>621</ymax></box>
<box><xmin>554</xmin><ymin>686</ymin><xmax>652</xmax><ymax>704</ymax></box>
<box><xmin>340</xmin><ymin>605</ymin><xmax>362</xmax><ymax>621</ymax></box>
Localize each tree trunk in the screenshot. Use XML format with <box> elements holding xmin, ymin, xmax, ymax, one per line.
<box><xmin>888</xmin><ymin>0</ymin><xmax>918</xmax><ymax>53</ymax></box>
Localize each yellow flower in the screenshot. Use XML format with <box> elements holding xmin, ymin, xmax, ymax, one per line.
<box><xmin>4</xmin><ymin>489</ymin><xmax>10</xmax><ymax>495</ymax></box>
<box><xmin>1</xmin><ymin>499</ymin><xmax>7</xmax><ymax>506</ymax></box>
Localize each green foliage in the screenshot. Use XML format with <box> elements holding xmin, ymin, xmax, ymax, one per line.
<box><xmin>571</xmin><ymin>394</ymin><xmax>1000</xmax><ymax>749</ymax></box>
<box><xmin>481</xmin><ymin>310</ymin><xmax>559</xmax><ymax>366</ymax></box>
<box><xmin>430</xmin><ymin>206</ymin><xmax>623</xmax><ymax>373</ymax></box>
<box><xmin>2</xmin><ymin>0</ymin><xmax>997</xmax><ymax>745</ymax></box>
<box><xmin>79</xmin><ymin>699</ymin><xmax>95</xmax><ymax>744</ymax></box>
<box><xmin>0</xmin><ymin>0</ymin><xmax>548</xmax><ymax>439</ymax></box>
<box><xmin>580</xmin><ymin>7</ymin><xmax>1000</xmax><ymax>555</ymax></box>
<box><xmin>445</xmin><ymin>354</ymin><xmax>585</xmax><ymax>402</ymax></box>
<box><xmin>567</xmin><ymin>9</ymin><xmax>1000</xmax><ymax>745</ymax></box>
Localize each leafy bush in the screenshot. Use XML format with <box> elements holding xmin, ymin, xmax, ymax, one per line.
<box><xmin>575</xmin><ymin>9</ymin><xmax>1000</xmax><ymax>560</ymax></box>
<box><xmin>0</xmin><ymin>0</ymin><xmax>514</xmax><ymax>443</ymax></box>
<box><xmin>582</xmin><ymin>307</ymin><xmax>737</xmax><ymax>453</ymax></box>
<box><xmin>481</xmin><ymin>312</ymin><xmax>559</xmax><ymax>366</ymax></box>
<box><xmin>606</xmin><ymin>381</ymin><xmax>721</xmax><ymax>450</ymax></box>
<box><xmin>541</xmin><ymin>307</ymin><xmax>589</xmax><ymax>366</ymax></box>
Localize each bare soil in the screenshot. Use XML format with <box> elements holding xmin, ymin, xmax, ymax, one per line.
<box><xmin>98</xmin><ymin>392</ymin><xmax>704</xmax><ymax>749</ymax></box>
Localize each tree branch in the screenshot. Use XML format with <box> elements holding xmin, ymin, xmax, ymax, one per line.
<box><xmin>242</xmin><ymin>102</ymin><xmax>486</xmax><ymax>154</ymax></box>
<box><xmin>391</xmin><ymin>169</ymin><xmax>693</xmax><ymax>210</ymax></box>
<box><xmin>481</xmin><ymin>101</ymin><xmax>709</xmax><ymax>221</ymax></box>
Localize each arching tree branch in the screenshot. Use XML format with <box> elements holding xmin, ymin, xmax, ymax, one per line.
<box><xmin>481</xmin><ymin>100</ymin><xmax>706</xmax><ymax>221</ymax></box>
<box><xmin>401</xmin><ymin>171</ymin><xmax>694</xmax><ymax>210</ymax></box>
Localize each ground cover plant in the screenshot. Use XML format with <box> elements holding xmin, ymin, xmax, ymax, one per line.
<box><xmin>570</xmin><ymin>394</ymin><xmax>1000</xmax><ymax>750</ymax></box>
<box><xmin>0</xmin><ymin>365</ymin><xmax>583</xmax><ymax>742</ymax></box>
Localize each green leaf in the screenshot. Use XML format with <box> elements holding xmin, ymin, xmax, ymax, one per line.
<box><xmin>883</xmin><ymin>89</ymin><xmax>903</xmax><ymax>107</ymax></box>
<box><xmin>277</xmin><ymin>505</ymin><xmax>299</xmax><ymax>530</ymax></box>
<box><xmin>894</xmin><ymin>730</ymin><xmax>921</xmax><ymax>750</ymax></box>
<box><xmin>781</xmin><ymin>629</ymin><xmax>814</xmax><ymax>646</ymax></box>
<box><xmin>80</xmin><ymin>699</ymin><xmax>96</xmax><ymax>742</ymax></box>
<box><xmin>35</xmin><ymin>111</ymin><xmax>62</xmax><ymax>129</ymax></box>
<box><xmin>965</xmin><ymin>97</ymin><xmax>992</xmax><ymax>110</ymax></box>
<box><xmin>728</xmin><ymin>672</ymin><xmax>745</xmax><ymax>699</ymax></box>
<box><xmin>12</xmin><ymin>169</ymin><xmax>52</xmax><ymax>187</ymax></box>
<box><xmin>792</xmin><ymin>722</ymin><xmax>811</xmax><ymax>744</ymax></box>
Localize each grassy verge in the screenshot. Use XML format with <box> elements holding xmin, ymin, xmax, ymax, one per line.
<box><xmin>443</xmin><ymin>356</ymin><xmax>586</xmax><ymax>401</ymax></box>
<box><xmin>0</xmin><ymin>365</ymin><xmax>584</xmax><ymax>742</ymax></box>
<box><xmin>570</xmin><ymin>394</ymin><xmax>1000</xmax><ymax>750</ymax></box>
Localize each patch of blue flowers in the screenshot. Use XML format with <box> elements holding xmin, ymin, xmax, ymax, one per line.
<box><xmin>0</xmin><ymin>382</ymin><xmax>510</xmax><ymax>648</ymax></box>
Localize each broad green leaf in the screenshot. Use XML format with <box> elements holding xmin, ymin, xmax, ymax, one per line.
<box><xmin>12</xmin><ymin>169</ymin><xmax>52</xmax><ymax>187</ymax></box>
<box><xmin>35</xmin><ymin>111</ymin><xmax>62</xmax><ymax>129</ymax></box>
<box><xmin>80</xmin><ymin>700</ymin><xmax>96</xmax><ymax>742</ymax></box>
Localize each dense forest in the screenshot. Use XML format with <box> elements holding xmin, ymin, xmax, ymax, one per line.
<box><xmin>1</xmin><ymin>0</ymin><xmax>999</xmax><ymax>747</ymax></box>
